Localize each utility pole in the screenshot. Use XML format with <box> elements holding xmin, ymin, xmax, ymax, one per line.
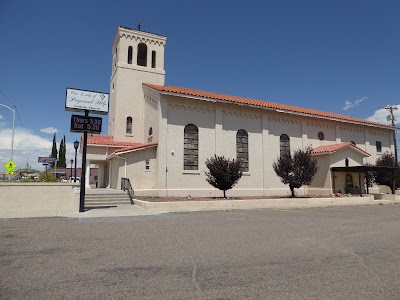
<box><xmin>384</xmin><ymin>105</ymin><xmax>398</xmax><ymax>194</ymax></box>
<box><xmin>0</xmin><ymin>104</ymin><xmax>16</xmax><ymax>182</ymax></box>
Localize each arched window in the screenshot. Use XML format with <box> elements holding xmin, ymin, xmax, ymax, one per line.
<box><xmin>151</xmin><ymin>51</ymin><xmax>156</xmax><ymax>68</ymax></box>
<box><xmin>148</xmin><ymin>127</ymin><xmax>153</xmax><ymax>142</ymax></box>
<box><xmin>236</xmin><ymin>129</ymin><xmax>249</xmax><ymax>172</ymax></box>
<box><xmin>137</xmin><ymin>43</ymin><xmax>147</xmax><ymax>66</ymax></box>
<box><xmin>318</xmin><ymin>131</ymin><xmax>324</xmax><ymax>141</ymax></box>
<box><xmin>280</xmin><ymin>134</ymin><xmax>290</xmax><ymax>157</ymax></box>
<box><xmin>184</xmin><ymin>124</ymin><xmax>198</xmax><ymax>170</ymax></box>
<box><xmin>126</xmin><ymin>117</ymin><xmax>132</xmax><ymax>134</ymax></box>
<box><xmin>128</xmin><ymin>46</ymin><xmax>133</xmax><ymax>64</ymax></box>
<box><xmin>345</xmin><ymin>158</ymin><xmax>349</xmax><ymax>167</ymax></box>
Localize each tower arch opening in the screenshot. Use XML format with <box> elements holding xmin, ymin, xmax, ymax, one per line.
<box><xmin>137</xmin><ymin>43</ymin><xmax>147</xmax><ymax>66</ymax></box>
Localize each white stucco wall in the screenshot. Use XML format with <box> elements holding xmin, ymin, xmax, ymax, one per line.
<box><xmin>162</xmin><ymin>97</ymin><xmax>217</xmax><ymax>197</ymax></box>
<box><xmin>143</xmin><ymin>87</ymin><xmax>161</xmax><ymax>143</ymax></box>
<box><xmin>109</xmin><ymin>27</ymin><xmax>166</xmax><ymax>143</ymax></box>
<box><xmin>310</xmin><ymin>155</ymin><xmax>332</xmax><ymax>192</ymax></box>
<box><xmin>108</xmin><ymin>147</ymin><xmax>157</xmax><ymax>194</ymax></box>
<box><xmin>0</xmin><ymin>183</ymin><xmax>79</xmax><ymax>213</ymax></box>
<box><xmin>86</xmin><ymin>145</ymin><xmax>121</xmax><ymax>161</ymax></box>
<box><xmin>221</xmin><ymin>109</ymin><xmax>263</xmax><ymax>196</ymax></box>
<box><xmin>151</xmin><ymin>92</ymin><xmax>394</xmax><ymax>197</ymax></box>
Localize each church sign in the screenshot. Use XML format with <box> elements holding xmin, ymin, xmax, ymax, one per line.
<box><xmin>70</xmin><ymin>114</ymin><xmax>102</xmax><ymax>134</ymax></box>
<box><xmin>65</xmin><ymin>88</ymin><xmax>109</xmax><ymax>115</ymax></box>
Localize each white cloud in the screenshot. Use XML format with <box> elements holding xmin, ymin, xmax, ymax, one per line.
<box><xmin>0</xmin><ymin>128</ymin><xmax>81</xmax><ymax>172</ymax></box>
<box><xmin>0</xmin><ymin>114</ymin><xmax>4</xmax><ymax>121</ymax></box>
<box><xmin>343</xmin><ymin>97</ymin><xmax>368</xmax><ymax>111</ymax></box>
<box><xmin>367</xmin><ymin>105</ymin><xmax>400</xmax><ymax>125</ymax></box>
<box><xmin>40</xmin><ymin>127</ymin><xmax>58</xmax><ymax>134</ymax></box>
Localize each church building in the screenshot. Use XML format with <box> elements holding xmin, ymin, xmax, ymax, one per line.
<box><xmin>85</xmin><ymin>25</ymin><xmax>395</xmax><ymax>197</ymax></box>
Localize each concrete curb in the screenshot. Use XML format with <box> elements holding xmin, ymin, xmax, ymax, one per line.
<box><xmin>1</xmin><ymin>197</ymin><xmax>399</xmax><ymax>219</ymax></box>
<box><xmin>133</xmin><ymin>196</ymin><xmax>378</xmax><ymax>211</ymax></box>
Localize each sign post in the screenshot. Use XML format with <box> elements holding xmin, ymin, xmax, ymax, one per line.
<box><xmin>79</xmin><ymin>110</ymin><xmax>89</xmax><ymax>212</ymax></box>
<box><xmin>4</xmin><ymin>160</ymin><xmax>16</xmax><ymax>178</ymax></box>
<box><xmin>65</xmin><ymin>88</ymin><xmax>109</xmax><ymax>213</ymax></box>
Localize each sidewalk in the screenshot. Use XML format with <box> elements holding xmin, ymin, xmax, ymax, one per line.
<box><xmin>0</xmin><ymin>196</ymin><xmax>398</xmax><ymax>219</ymax></box>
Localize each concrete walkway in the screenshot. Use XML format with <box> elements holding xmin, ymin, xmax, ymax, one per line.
<box><xmin>0</xmin><ymin>196</ymin><xmax>398</xmax><ymax>219</ymax></box>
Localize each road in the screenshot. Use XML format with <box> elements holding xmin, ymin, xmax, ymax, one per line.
<box><xmin>1</xmin><ymin>204</ymin><xmax>400</xmax><ymax>299</ymax></box>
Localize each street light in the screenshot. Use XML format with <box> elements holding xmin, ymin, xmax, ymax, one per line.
<box><xmin>70</xmin><ymin>159</ymin><xmax>73</xmax><ymax>180</ymax></box>
<box><xmin>74</xmin><ymin>140</ymin><xmax>79</xmax><ymax>183</ymax></box>
<box><xmin>0</xmin><ymin>104</ymin><xmax>16</xmax><ymax>182</ymax></box>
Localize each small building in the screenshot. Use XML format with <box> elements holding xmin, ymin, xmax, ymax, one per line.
<box><xmin>84</xmin><ymin>25</ymin><xmax>395</xmax><ymax>197</ymax></box>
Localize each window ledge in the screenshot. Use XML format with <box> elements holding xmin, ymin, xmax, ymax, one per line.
<box><xmin>242</xmin><ymin>172</ymin><xmax>251</xmax><ymax>176</ymax></box>
<box><xmin>182</xmin><ymin>170</ymin><xmax>201</xmax><ymax>175</ymax></box>
<box><xmin>125</xmin><ymin>134</ymin><xmax>133</xmax><ymax>137</ymax></box>
<box><xmin>145</xmin><ymin>170</ymin><xmax>151</xmax><ymax>172</ymax></box>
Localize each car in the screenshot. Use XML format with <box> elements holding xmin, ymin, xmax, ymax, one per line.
<box><xmin>63</xmin><ymin>177</ymin><xmax>81</xmax><ymax>183</ymax></box>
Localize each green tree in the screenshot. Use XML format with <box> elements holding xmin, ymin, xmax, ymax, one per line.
<box><xmin>62</xmin><ymin>135</ymin><xmax>67</xmax><ymax>167</ymax></box>
<box><xmin>50</xmin><ymin>133</ymin><xmax>58</xmax><ymax>167</ymax></box>
<box><xmin>372</xmin><ymin>152</ymin><xmax>400</xmax><ymax>193</ymax></box>
<box><xmin>39</xmin><ymin>171</ymin><xmax>57</xmax><ymax>182</ymax></box>
<box><xmin>364</xmin><ymin>162</ymin><xmax>375</xmax><ymax>188</ymax></box>
<box><xmin>273</xmin><ymin>147</ymin><xmax>319</xmax><ymax>198</ymax></box>
<box><xmin>205</xmin><ymin>154</ymin><xmax>243</xmax><ymax>199</ymax></box>
<box><xmin>58</xmin><ymin>137</ymin><xmax>67</xmax><ymax>168</ymax></box>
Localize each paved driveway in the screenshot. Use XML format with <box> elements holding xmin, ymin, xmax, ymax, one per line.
<box><xmin>1</xmin><ymin>205</ymin><xmax>400</xmax><ymax>299</ymax></box>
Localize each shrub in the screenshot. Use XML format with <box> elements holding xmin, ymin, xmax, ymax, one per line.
<box><xmin>39</xmin><ymin>172</ymin><xmax>57</xmax><ymax>182</ymax></box>
<box><xmin>273</xmin><ymin>147</ymin><xmax>319</xmax><ymax>197</ymax></box>
<box><xmin>205</xmin><ymin>155</ymin><xmax>243</xmax><ymax>198</ymax></box>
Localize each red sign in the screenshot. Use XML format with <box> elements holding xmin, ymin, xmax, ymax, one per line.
<box><xmin>38</xmin><ymin>157</ymin><xmax>57</xmax><ymax>164</ymax></box>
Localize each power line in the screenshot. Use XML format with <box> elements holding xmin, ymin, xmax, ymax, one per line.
<box><xmin>0</xmin><ymin>88</ymin><xmax>42</xmax><ymax>153</ymax></box>
<box><xmin>383</xmin><ymin>105</ymin><xmax>398</xmax><ymax>168</ymax></box>
<box><xmin>15</xmin><ymin>109</ymin><xmax>40</xmax><ymax>152</ymax></box>
<box><xmin>384</xmin><ymin>105</ymin><xmax>398</xmax><ymax>126</ymax></box>
<box><xmin>0</xmin><ymin>89</ymin><xmax>16</xmax><ymax>107</ymax></box>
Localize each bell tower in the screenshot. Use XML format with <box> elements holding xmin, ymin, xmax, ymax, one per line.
<box><xmin>108</xmin><ymin>25</ymin><xmax>167</xmax><ymax>142</ymax></box>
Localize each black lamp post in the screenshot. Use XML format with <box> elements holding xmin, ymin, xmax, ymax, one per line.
<box><xmin>70</xmin><ymin>159</ymin><xmax>73</xmax><ymax>179</ymax></box>
<box><xmin>74</xmin><ymin>140</ymin><xmax>79</xmax><ymax>183</ymax></box>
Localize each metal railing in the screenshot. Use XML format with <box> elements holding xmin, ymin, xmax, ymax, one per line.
<box><xmin>121</xmin><ymin>177</ymin><xmax>134</xmax><ymax>204</ymax></box>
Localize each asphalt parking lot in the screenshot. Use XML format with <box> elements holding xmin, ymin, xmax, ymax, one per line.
<box><xmin>1</xmin><ymin>204</ymin><xmax>400</xmax><ymax>299</ymax></box>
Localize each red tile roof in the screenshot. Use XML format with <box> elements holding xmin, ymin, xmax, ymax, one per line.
<box><xmin>311</xmin><ymin>142</ymin><xmax>370</xmax><ymax>156</ymax></box>
<box><xmin>87</xmin><ymin>135</ymin><xmax>140</xmax><ymax>147</ymax></box>
<box><xmin>143</xmin><ymin>83</ymin><xmax>393</xmax><ymax>129</ymax></box>
<box><xmin>113</xmin><ymin>142</ymin><xmax>158</xmax><ymax>154</ymax></box>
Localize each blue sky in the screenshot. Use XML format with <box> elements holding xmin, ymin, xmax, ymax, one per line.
<box><xmin>0</xmin><ymin>0</ymin><xmax>399</xmax><ymax>171</ymax></box>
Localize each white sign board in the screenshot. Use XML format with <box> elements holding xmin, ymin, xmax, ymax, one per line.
<box><xmin>65</xmin><ymin>88</ymin><xmax>109</xmax><ymax>115</ymax></box>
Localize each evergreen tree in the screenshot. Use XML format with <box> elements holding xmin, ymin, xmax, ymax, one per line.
<box><xmin>273</xmin><ymin>147</ymin><xmax>319</xmax><ymax>197</ymax></box>
<box><xmin>50</xmin><ymin>133</ymin><xmax>58</xmax><ymax>167</ymax></box>
<box><xmin>205</xmin><ymin>154</ymin><xmax>243</xmax><ymax>198</ymax></box>
<box><xmin>63</xmin><ymin>135</ymin><xmax>67</xmax><ymax>166</ymax></box>
<box><xmin>58</xmin><ymin>138</ymin><xmax>67</xmax><ymax>168</ymax></box>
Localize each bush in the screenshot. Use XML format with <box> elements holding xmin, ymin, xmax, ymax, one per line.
<box><xmin>273</xmin><ymin>147</ymin><xmax>319</xmax><ymax>197</ymax></box>
<box><xmin>205</xmin><ymin>155</ymin><xmax>243</xmax><ymax>198</ymax></box>
<box><xmin>372</xmin><ymin>152</ymin><xmax>400</xmax><ymax>193</ymax></box>
<box><xmin>39</xmin><ymin>172</ymin><xmax>57</xmax><ymax>182</ymax></box>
